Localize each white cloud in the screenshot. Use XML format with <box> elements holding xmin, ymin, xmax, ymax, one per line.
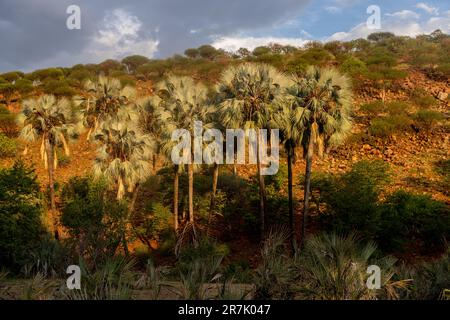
<box><xmin>85</xmin><ymin>9</ymin><xmax>159</xmax><ymax>61</ymax></box>
<box><xmin>328</xmin><ymin>9</ymin><xmax>450</xmax><ymax>42</ymax></box>
<box><xmin>415</xmin><ymin>3</ymin><xmax>439</xmax><ymax>15</ymax></box>
<box><xmin>211</xmin><ymin>36</ymin><xmax>309</xmax><ymax>52</ymax></box>
<box><xmin>386</xmin><ymin>10</ymin><xmax>420</xmax><ymax>20</ymax></box>
<box><xmin>325</xmin><ymin>6</ymin><xmax>341</xmax><ymax>14</ymax></box>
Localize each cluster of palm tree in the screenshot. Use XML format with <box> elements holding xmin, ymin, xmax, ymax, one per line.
<box><xmin>17</xmin><ymin>63</ymin><xmax>353</xmax><ymax>250</ymax></box>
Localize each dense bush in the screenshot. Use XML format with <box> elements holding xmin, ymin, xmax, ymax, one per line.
<box><xmin>316</xmin><ymin>161</ymin><xmax>450</xmax><ymax>254</ymax></box>
<box><xmin>412</xmin><ymin>109</ymin><xmax>443</xmax><ymax>131</ymax></box>
<box><xmin>369</xmin><ymin>114</ymin><xmax>412</xmax><ymax>138</ymax></box>
<box><xmin>0</xmin><ymin>161</ymin><xmax>47</xmax><ymax>272</ymax></box>
<box><xmin>60</xmin><ymin>176</ymin><xmax>128</xmax><ymax>264</ymax></box>
<box><xmin>410</xmin><ymin>89</ymin><xmax>437</xmax><ymax>108</ymax></box>
<box><xmin>360</xmin><ymin>100</ymin><xmax>385</xmax><ymax>116</ymax></box>
<box><xmin>0</xmin><ymin>105</ymin><xmax>18</xmax><ymax>137</ymax></box>
<box><xmin>316</xmin><ymin>160</ymin><xmax>390</xmax><ymax>239</ymax></box>
<box><xmin>0</xmin><ymin>133</ymin><xmax>17</xmax><ymax>158</ymax></box>
<box><xmin>377</xmin><ymin>191</ymin><xmax>450</xmax><ymax>252</ymax></box>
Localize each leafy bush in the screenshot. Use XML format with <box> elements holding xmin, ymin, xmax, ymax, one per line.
<box><xmin>360</xmin><ymin>100</ymin><xmax>385</xmax><ymax>116</ymax></box>
<box><xmin>410</xmin><ymin>89</ymin><xmax>437</xmax><ymax>108</ymax></box>
<box><xmin>316</xmin><ymin>160</ymin><xmax>449</xmax><ymax>254</ymax></box>
<box><xmin>412</xmin><ymin>109</ymin><xmax>443</xmax><ymax>131</ymax></box>
<box><xmin>0</xmin><ymin>133</ymin><xmax>17</xmax><ymax>158</ymax></box>
<box><xmin>0</xmin><ymin>106</ymin><xmax>18</xmax><ymax>137</ymax></box>
<box><xmin>317</xmin><ymin>160</ymin><xmax>390</xmax><ymax>239</ymax></box>
<box><xmin>386</xmin><ymin>101</ymin><xmax>409</xmax><ymax>115</ymax></box>
<box><xmin>369</xmin><ymin>114</ymin><xmax>412</xmax><ymax>137</ymax></box>
<box><xmin>60</xmin><ymin>176</ymin><xmax>128</xmax><ymax>264</ymax></box>
<box><xmin>0</xmin><ymin>161</ymin><xmax>47</xmax><ymax>272</ymax></box>
<box><xmin>377</xmin><ymin>191</ymin><xmax>450</xmax><ymax>252</ymax></box>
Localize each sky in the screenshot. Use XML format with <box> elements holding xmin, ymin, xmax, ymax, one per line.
<box><xmin>0</xmin><ymin>0</ymin><xmax>449</xmax><ymax>72</ymax></box>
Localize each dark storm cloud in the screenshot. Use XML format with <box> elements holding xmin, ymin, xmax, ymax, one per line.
<box><xmin>0</xmin><ymin>0</ymin><xmax>309</xmax><ymax>72</ymax></box>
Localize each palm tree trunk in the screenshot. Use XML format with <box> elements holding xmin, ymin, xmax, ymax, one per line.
<box><xmin>287</xmin><ymin>144</ymin><xmax>295</xmax><ymax>252</ymax></box>
<box><xmin>173</xmin><ymin>165</ymin><xmax>179</xmax><ymax>231</ymax></box>
<box><xmin>45</xmin><ymin>138</ymin><xmax>58</xmax><ymax>240</ymax></box>
<box><xmin>256</xmin><ymin>130</ymin><xmax>267</xmax><ymax>239</ymax></box>
<box><xmin>207</xmin><ymin>164</ymin><xmax>219</xmax><ymax>234</ymax></box>
<box><xmin>152</xmin><ymin>154</ymin><xmax>157</xmax><ymax>172</ymax></box>
<box><xmin>117</xmin><ymin>176</ymin><xmax>125</xmax><ymax>200</ymax></box>
<box><xmin>188</xmin><ymin>163</ymin><xmax>194</xmax><ymax>224</ymax></box>
<box><xmin>60</xmin><ymin>133</ymin><xmax>70</xmax><ymax>156</ymax></box>
<box><xmin>301</xmin><ymin>136</ymin><xmax>314</xmax><ymax>249</ymax></box>
<box><xmin>122</xmin><ymin>184</ymin><xmax>140</xmax><ymax>257</ymax></box>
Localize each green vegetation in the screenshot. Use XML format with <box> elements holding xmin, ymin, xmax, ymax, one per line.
<box><xmin>0</xmin><ymin>30</ymin><xmax>449</xmax><ymax>301</ymax></box>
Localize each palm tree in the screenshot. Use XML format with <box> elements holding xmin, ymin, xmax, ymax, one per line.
<box><xmin>217</xmin><ymin>63</ymin><xmax>289</xmax><ymax>238</ymax></box>
<box><xmin>287</xmin><ymin>67</ymin><xmax>353</xmax><ymax>248</ymax></box>
<box><xmin>136</xmin><ymin>95</ymin><xmax>163</xmax><ymax>172</ymax></box>
<box><xmin>92</xmin><ymin>117</ymin><xmax>154</xmax><ymax>255</ymax></box>
<box><xmin>18</xmin><ymin>95</ymin><xmax>80</xmax><ymax>238</ymax></box>
<box><xmin>270</xmin><ymin>99</ymin><xmax>305</xmax><ymax>250</ymax></box>
<box><xmin>157</xmin><ymin>75</ymin><xmax>213</xmax><ymax>226</ymax></box>
<box><xmin>75</xmin><ymin>76</ymin><xmax>137</xmax><ymax>140</ymax></box>
<box><xmin>92</xmin><ymin>117</ymin><xmax>154</xmax><ymax>201</ymax></box>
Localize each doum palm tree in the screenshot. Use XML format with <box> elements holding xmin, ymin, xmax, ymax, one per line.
<box><xmin>75</xmin><ymin>76</ymin><xmax>137</xmax><ymax>140</ymax></box>
<box><xmin>217</xmin><ymin>63</ymin><xmax>289</xmax><ymax>238</ymax></box>
<box><xmin>93</xmin><ymin>116</ymin><xmax>154</xmax><ymax>255</ymax></box>
<box><xmin>18</xmin><ymin>94</ymin><xmax>80</xmax><ymax>239</ymax></box>
<box><xmin>157</xmin><ymin>75</ymin><xmax>213</xmax><ymax>228</ymax></box>
<box><xmin>271</xmin><ymin>97</ymin><xmax>305</xmax><ymax>251</ymax></box>
<box><xmin>287</xmin><ymin>67</ymin><xmax>353</xmax><ymax>248</ymax></box>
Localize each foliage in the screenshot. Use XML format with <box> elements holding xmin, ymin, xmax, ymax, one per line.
<box><xmin>60</xmin><ymin>176</ymin><xmax>128</xmax><ymax>264</ymax></box>
<box><xmin>63</xmin><ymin>256</ymin><xmax>136</xmax><ymax>300</ymax></box>
<box><xmin>253</xmin><ymin>228</ymin><xmax>295</xmax><ymax>299</ymax></box>
<box><xmin>0</xmin><ymin>133</ymin><xmax>17</xmax><ymax>158</ymax></box>
<box><xmin>296</xmin><ymin>233</ymin><xmax>410</xmax><ymax>300</ymax></box>
<box><xmin>360</xmin><ymin>100</ymin><xmax>385</xmax><ymax>116</ymax></box>
<box><xmin>412</xmin><ymin>109</ymin><xmax>443</xmax><ymax>131</ymax></box>
<box><xmin>0</xmin><ymin>161</ymin><xmax>46</xmax><ymax>272</ymax></box>
<box><xmin>369</xmin><ymin>114</ymin><xmax>412</xmax><ymax>138</ymax></box>
<box><xmin>377</xmin><ymin>191</ymin><xmax>450</xmax><ymax>252</ymax></box>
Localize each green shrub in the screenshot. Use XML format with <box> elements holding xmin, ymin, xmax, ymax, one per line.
<box><xmin>412</xmin><ymin>95</ymin><xmax>436</xmax><ymax>108</ymax></box>
<box><xmin>377</xmin><ymin>191</ymin><xmax>450</xmax><ymax>253</ymax></box>
<box><xmin>341</xmin><ymin>56</ymin><xmax>368</xmax><ymax>76</ymax></box>
<box><xmin>360</xmin><ymin>100</ymin><xmax>385</xmax><ymax>116</ymax></box>
<box><xmin>0</xmin><ymin>133</ymin><xmax>17</xmax><ymax>158</ymax></box>
<box><xmin>317</xmin><ymin>160</ymin><xmax>390</xmax><ymax>239</ymax></box>
<box><xmin>412</xmin><ymin>109</ymin><xmax>443</xmax><ymax>131</ymax></box>
<box><xmin>369</xmin><ymin>114</ymin><xmax>412</xmax><ymax>137</ymax></box>
<box><xmin>386</xmin><ymin>101</ymin><xmax>409</xmax><ymax>115</ymax></box>
<box><xmin>60</xmin><ymin>176</ymin><xmax>128</xmax><ymax>263</ymax></box>
<box><xmin>0</xmin><ymin>160</ymin><xmax>47</xmax><ymax>272</ymax></box>
<box><xmin>0</xmin><ymin>106</ymin><xmax>18</xmax><ymax>137</ymax></box>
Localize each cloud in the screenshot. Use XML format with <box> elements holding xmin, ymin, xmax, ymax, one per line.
<box><xmin>386</xmin><ymin>10</ymin><xmax>420</xmax><ymax>20</ymax></box>
<box><xmin>325</xmin><ymin>6</ymin><xmax>342</xmax><ymax>14</ymax></box>
<box><xmin>328</xmin><ymin>8</ymin><xmax>450</xmax><ymax>42</ymax></box>
<box><xmin>85</xmin><ymin>9</ymin><xmax>159</xmax><ymax>62</ymax></box>
<box><xmin>415</xmin><ymin>3</ymin><xmax>439</xmax><ymax>15</ymax></box>
<box><xmin>0</xmin><ymin>0</ymin><xmax>310</xmax><ymax>72</ymax></box>
<box><xmin>211</xmin><ymin>36</ymin><xmax>309</xmax><ymax>52</ymax></box>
